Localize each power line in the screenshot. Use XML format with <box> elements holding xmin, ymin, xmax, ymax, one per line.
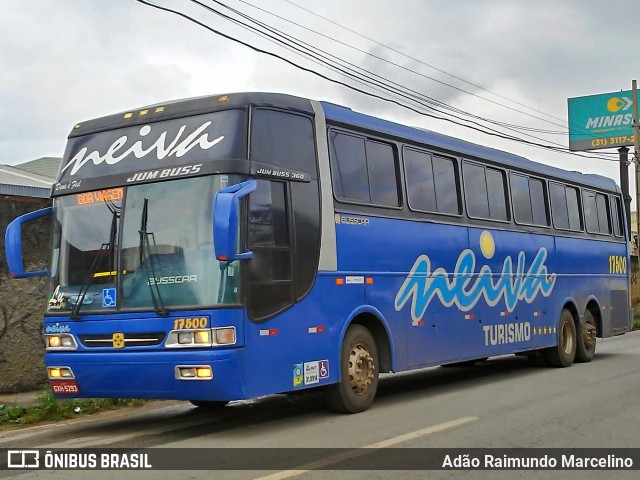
<box><xmin>282</xmin><ymin>0</ymin><xmax>569</xmax><ymax>127</ymax></box>
<box><xmin>275</xmin><ymin>0</ymin><xmax>622</xmax><ymax>155</ymax></box>
<box><xmin>275</xmin><ymin>0</ymin><xmax>622</xmax><ymax>151</ymax></box>
<box><xmin>238</xmin><ymin>0</ymin><xmax>568</xmax><ymax>134</ymax></box>
<box><xmin>132</xmin><ymin>0</ymin><xmax>622</xmax><ymax>162</ymax></box>
<box><xmin>203</xmin><ymin>0</ymin><xmax>577</xmax><ymax>150</ymax></box>
<box><xmin>203</xmin><ymin>0</ymin><xmax>619</xmax><ymax>161</ymax></box>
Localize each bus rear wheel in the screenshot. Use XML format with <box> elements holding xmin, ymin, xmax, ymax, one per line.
<box><xmin>326</xmin><ymin>325</ymin><xmax>379</xmax><ymax>414</ymax></box>
<box><xmin>543</xmin><ymin>309</ymin><xmax>576</xmax><ymax>368</ymax></box>
<box><xmin>575</xmin><ymin>310</ymin><xmax>597</xmax><ymax>363</ymax></box>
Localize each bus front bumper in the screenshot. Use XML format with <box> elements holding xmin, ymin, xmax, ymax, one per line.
<box><xmin>45</xmin><ymin>349</ymin><xmax>246</xmax><ymax>401</ymax></box>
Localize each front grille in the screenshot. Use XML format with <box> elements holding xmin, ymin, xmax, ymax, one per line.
<box><xmin>78</xmin><ymin>332</ymin><xmax>166</xmax><ymax>348</ymax></box>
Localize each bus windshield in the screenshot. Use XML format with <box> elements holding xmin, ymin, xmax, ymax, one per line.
<box><xmin>48</xmin><ymin>175</ymin><xmax>242</xmax><ymax>314</ymax></box>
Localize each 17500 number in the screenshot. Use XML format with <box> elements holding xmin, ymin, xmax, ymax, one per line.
<box><xmin>173</xmin><ymin>317</ymin><xmax>208</xmax><ymax>330</ymax></box>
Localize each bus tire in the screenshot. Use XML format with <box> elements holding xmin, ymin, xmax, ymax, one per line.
<box><xmin>575</xmin><ymin>310</ymin><xmax>597</xmax><ymax>363</ymax></box>
<box><xmin>189</xmin><ymin>400</ymin><xmax>229</xmax><ymax>409</ymax></box>
<box><xmin>543</xmin><ymin>309</ymin><xmax>576</xmax><ymax>368</ymax></box>
<box><xmin>326</xmin><ymin>325</ymin><xmax>379</xmax><ymax>414</ymax></box>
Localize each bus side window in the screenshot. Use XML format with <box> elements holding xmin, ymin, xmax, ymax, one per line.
<box><xmin>330</xmin><ymin>132</ymin><xmax>369</xmax><ymax>202</ymax></box>
<box><xmin>550</xmin><ymin>182</ymin><xmax>583</xmax><ymax>231</ymax></box>
<box><xmin>529</xmin><ymin>178</ymin><xmax>549</xmax><ymax>226</ymax></box>
<box><xmin>595</xmin><ymin>192</ymin><xmax>611</xmax><ymax>234</ymax></box>
<box><xmin>510</xmin><ymin>173</ymin><xmax>549</xmax><ymax>227</ymax></box>
<box><xmin>329</xmin><ymin>130</ymin><xmax>400</xmax><ymax>207</ymax></box>
<box><xmin>463</xmin><ymin>161</ymin><xmax>508</xmax><ymax>221</ymax></box>
<box><xmin>610</xmin><ymin>196</ymin><xmax>623</xmax><ymax>237</ymax></box>
<box><xmin>404</xmin><ymin>148</ymin><xmax>460</xmax><ymax>215</ymax></box>
<box><xmin>511</xmin><ymin>173</ymin><xmax>533</xmax><ymax>224</ymax></box>
<box><xmin>584</xmin><ymin>190</ymin><xmax>611</xmax><ymax>235</ymax></box>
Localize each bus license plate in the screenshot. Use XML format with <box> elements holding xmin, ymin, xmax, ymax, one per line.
<box><xmin>50</xmin><ymin>381</ymin><xmax>80</xmax><ymax>394</ymax></box>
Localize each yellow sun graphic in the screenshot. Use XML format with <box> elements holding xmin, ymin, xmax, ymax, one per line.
<box><xmin>480</xmin><ymin>231</ymin><xmax>495</xmax><ymax>259</ymax></box>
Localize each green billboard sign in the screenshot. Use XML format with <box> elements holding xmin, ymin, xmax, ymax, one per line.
<box><xmin>568</xmin><ymin>90</ymin><xmax>634</xmax><ymax>151</ymax></box>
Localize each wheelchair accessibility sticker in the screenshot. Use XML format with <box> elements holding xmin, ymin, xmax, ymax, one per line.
<box><xmin>293</xmin><ymin>359</ymin><xmax>330</xmax><ymax>387</ymax></box>
<box><xmin>319</xmin><ymin>359</ymin><xmax>329</xmax><ymax>379</ymax></box>
<box><xmin>102</xmin><ymin>288</ymin><xmax>117</xmax><ymax>308</ymax></box>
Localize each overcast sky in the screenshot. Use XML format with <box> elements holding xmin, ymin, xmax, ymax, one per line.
<box><xmin>2</xmin><ymin>0</ymin><xmax>639</xmax><ymax>201</ymax></box>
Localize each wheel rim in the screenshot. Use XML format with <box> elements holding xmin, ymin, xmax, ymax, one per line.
<box><xmin>561</xmin><ymin>321</ymin><xmax>574</xmax><ymax>355</ymax></box>
<box><xmin>348</xmin><ymin>343</ymin><xmax>375</xmax><ymax>395</ymax></box>
<box><xmin>582</xmin><ymin>321</ymin><xmax>596</xmax><ymax>350</ymax></box>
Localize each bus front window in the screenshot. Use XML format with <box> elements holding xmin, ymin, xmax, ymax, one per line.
<box><xmin>120</xmin><ymin>175</ymin><xmax>242</xmax><ymax>310</ymax></box>
<box><xmin>48</xmin><ymin>188</ymin><xmax>123</xmax><ymax>313</ymax></box>
<box><xmin>47</xmin><ymin>175</ymin><xmax>243</xmax><ymax>314</ymax></box>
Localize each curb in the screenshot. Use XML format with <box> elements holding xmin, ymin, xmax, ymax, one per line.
<box><xmin>0</xmin><ymin>391</ymin><xmax>42</xmax><ymax>408</ymax></box>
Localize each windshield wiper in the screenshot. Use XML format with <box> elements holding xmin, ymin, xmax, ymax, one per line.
<box><xmin>70</xmin><ymin>243</ymin><xmax>109</xmax><ymax>319</ymax></box>
<box><xmin>138</xmin><ymin>198</ymin><xmax>168</xmax><ymax>316</ymax></box>
<box><xmin>70</xmin><ymin>202</ymin><xmax>120</xmax><ymax>319</ymax></box>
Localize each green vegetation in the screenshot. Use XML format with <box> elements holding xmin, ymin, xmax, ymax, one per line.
<box><xmin>0</xmin><ymin>384</ymin><xmax>145</xmax><ymax>429</ymax></box>
<box><xmin>634</xmin><ymin>314</ymin><xmax>640</xmax><ymax>330</ymax></box>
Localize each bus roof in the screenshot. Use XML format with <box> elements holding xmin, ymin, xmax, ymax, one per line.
<box><xmin>65</xmin><ymin>92</ymin><xmax>619</xmax><ymax>194</ymax></box>
<box><xmin>67</xmin><ymin>92</ymin><xmax>315</xmax><ymax>138</ymax></box>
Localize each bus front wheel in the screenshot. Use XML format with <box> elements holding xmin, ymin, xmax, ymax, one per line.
<box><xmin>326</xmin><ymin>325</ymin><xmax>379</xmax><ymax>414</ymax></box>
<box><xmin>575</xmin><ymin>310</ymin><xmax>597</xmax><ymax>363</ymax></box>
<box><xmin>543</xmin><ymin>309</ymin><xmax>576</xmax><ymax>368</ymax></box>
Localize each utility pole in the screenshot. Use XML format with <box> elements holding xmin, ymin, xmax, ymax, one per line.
<box><xmin>619</xmin><ymin>146</ymin><xmax>631</xmax><ymax>237</ymax></box>
<box><xmin>633</xmin><ymin>80</ymin><xmax>640</xmax><ymax>278</ymax></box>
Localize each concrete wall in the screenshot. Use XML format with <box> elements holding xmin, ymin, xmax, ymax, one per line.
<box><xmin>0</xmin><ymin>195</ymin><xmax>51</xmax><ymax>393</ymax></box>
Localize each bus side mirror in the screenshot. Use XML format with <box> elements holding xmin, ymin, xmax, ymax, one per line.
<box><xmin>213</xmin><ymin>179</ymin><xmax>257</xmax><ymax>261</ymax></box>
<box><xmin>4</xmin><ymin>206</ymin><xmax>52</xmax><ymax>278</ymax></box>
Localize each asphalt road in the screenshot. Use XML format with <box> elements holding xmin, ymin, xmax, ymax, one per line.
<box><xmin>1</xmin><ymin>330</ymin><xmax>639</xmax><ymax>480</ymax></box>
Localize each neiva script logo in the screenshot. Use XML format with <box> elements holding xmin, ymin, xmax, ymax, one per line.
<box><xmin>62</xmin><ymin>121</ymin><xmax>224</xmax><ymax>176</ymax></box>
<box><xmin>394</xmin><ymin>231</ymin><xmax>557</xmax><ymax>326</ymax></box>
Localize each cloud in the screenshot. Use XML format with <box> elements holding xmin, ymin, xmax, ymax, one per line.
<box><xmin>1</xmin><ymin>0</ymin><xmax>638</xmax><ymax>200</ymax></box>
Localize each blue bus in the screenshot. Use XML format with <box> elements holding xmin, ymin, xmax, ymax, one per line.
<box><xmin>5</xmin><ymin>93</ymin><xmax>631</xmax><ymax>413</ymax></box>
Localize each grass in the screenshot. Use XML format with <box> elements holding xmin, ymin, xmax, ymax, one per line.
<box><xmin>634</xmin><ymin>314</ymin><xmax>640</xmax><ymax>330</ymax></box>
<box><xmin>0</xmin><ymin>384</ymin><xmax>145</xmax><ymax>429</ymax></box>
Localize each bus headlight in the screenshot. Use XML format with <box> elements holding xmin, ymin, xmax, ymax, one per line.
<box><xmin>165</xmin><ymin>327</ymin><xmax>236</xmax><ymax>348</ymax></box>
<box><xmin>166</xmin><ymin>329</ymin><xmax>212</xmax><ymax>348</ymax></box>
<box><xmin>194</xmin><ymin>330</ymin><xmax>210</xmax><ymax>344</ymax></box>
<box><xmin>46</xmin><ymin>334</ymin><xmax>78</xmax><ymax>350</ymax></box>
<box><xmin>178</xmin><ymin>332</ymin><xmax>193</xmax><ymax>344</ymax></box>
<box><xmin>48</xmin><ymin>367</ymin><xmax>75</xmax><ymax>379</ymax></box>
<box><xmin>214</xmin><ymin>327</ymin><xmax>236</xmax><ymax>345</ymax></box>
<box><xmin>175</xmin><ymin>365</ymin><xmax>213</xmax><ymax>380</ymax></box>
<box><xmin>177</xmin><ymin>330</ymin><xmax>210</xmax><ymax>345</ymax></box>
